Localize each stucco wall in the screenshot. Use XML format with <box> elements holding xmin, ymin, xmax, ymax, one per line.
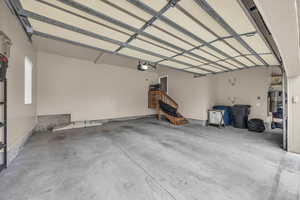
<box><xmin>0</xmin><ymin>1</ymin><xmax>37</xmax><ymax>163</ymax></box>
<box><xmin>159</xmin><ymin>67</ymin><xmax>275</xmax><ymax>123</ymax></box>
<box><xmin>253</xmin><ymin>0</ymin><xmax>300</xmax><ymax>77</ymax></box>
<box><xmin>288</xmin><ymin>76</ymin><xmax>300</xmax><ymax>153</ymax></box>
<box><xmin>211</xmin><ymin>67</ymin><xmax>274</xmax><ymax>121</ymax></box>
<box><xmin>36</xmin><ymin>52</ymin><xmax>157</xmax><ymax>121</ymax></box>
<box><xmin>158</xmin><ymin>68</ymin><xmax>214</xmax><ymax>121</ymax></box>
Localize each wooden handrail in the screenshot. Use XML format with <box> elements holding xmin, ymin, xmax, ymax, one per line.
<box><xmin>149</xmin><ymin>90</ymin><xmax>187</xmax><ymax>125</ymax></box>
<box><xmin>157</xmin><ymin>91</ymin><xmax>178</xmax><ymax>108</ymax></box>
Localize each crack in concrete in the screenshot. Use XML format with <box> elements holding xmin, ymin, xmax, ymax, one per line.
<box><xmin>113</xmin><ymin>142</ymin><xmax>178</xmax><ymax>200</ymax></box>
<box><xmin>268</xmin><ymin>157</ymin><xmax>285</xmax><ymax>200</ymax></box>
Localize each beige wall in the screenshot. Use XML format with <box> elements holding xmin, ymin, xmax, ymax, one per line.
<box><xmin>36</xmin><ymin>52</ymin><xmax>157</xmax><ymax>121</ymax></box>
<box><xmin>0</xmin><ymin>0</ymin><xmax>299</xmax><ymax>161</ymax></box>
<box><xmin>211</xmin><ymin>67</ymin><xmax>274</xmax><ymax>121</ymax></box>
<box><xmin>36</xmin><ymin>51</ymin><xmax>214</xmax><ymax>123</ymax></box>
<box><xmin>159</xmin><ymin>67</ymin><xmax>274</xmax><ymax>122</ymax></box>
<box><xmin>288</xmin><ymin>76</ymin><xmax>300</xmax><ymax>153</ymax></box>
<box><xmin>158</xmin><ymin>68</ymin><xmax>214</xmax><ymax>121</ymax></box>
<box><xmin>0</xmin><ymin>2</ymin><xmax>37</xmax><ymax>163</ymax></box>
<box><xmin>253</xmin><ymin>0</ymin><xmax>300</xmax><ymax>153</ymax></box>
<box><xmin>254</xmin><ymin>0</ymin><xmax>300</xmax><ymax>77</ymax></box>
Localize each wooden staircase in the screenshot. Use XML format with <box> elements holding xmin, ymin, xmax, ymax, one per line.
<box><xmin>148</xmin><ymin>90</ymin><xmax>188</xmax><ymax>125</ymax></box>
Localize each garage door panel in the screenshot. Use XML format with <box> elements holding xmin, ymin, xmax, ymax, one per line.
<box><xmin>190</xmin><ymin>49</ymin><xmax>220</xmax><ymax>62</ymax></box>
<box><xmin>174</xmin><ymin>55</ymin><xmax>205</xmax><ymax>66</ymax></box>
<box><xmin>160</xmin><ymin>60</ymin><xmax>190</xmax><ymax>69</ymax></box>
<box><xmin>23</xmin><ymin>0</ymin><xmax>135</xmax><ymax>35</ymax></box>
<box><xmin>206</xmin><ymin>0</ymin><xmax>256</xmax><ymax>34</ymax></box>
<box><xmin>152</xmin><ymin>20</ymin><xmax>202</xmax><ymax>47</ymax></box>
<box><xmin>200</xmin><ymin>47</ymin><xmax>227</xmax><ymax>60</ymax></box>
<box><xmin>129</xmin><ymin>38</ymin><xmax>177</xmax><ymax>57</ymax></box>
<box><xmin>212</xmin><ymin>41</ymin><xmax>240</xmax><ymax>57</ymax></box>
<box><xmin>74</xmin><ymin>0</ymin><xmax>151</xmax><ymax>28</ymax></box>
<box><xmin>235</xmin><ymin>57</ymin><xmax>255</xmax><ymax>67</ymax></box>
<box><xmin>242</xmin><ymin>34</ymin><xmax>270</xmax><ymax>54</ymax></box>
<box><xmin>200</xmin><ymin>64</ymin><xmax>224</xmax><ymax>72</ymax></box>
<box><xmin>225</xmin><ymin>59</ymin><xmax>244</xmax><ymax>68</ymax></box>
<box><xmin>217</xmin><ymin>61</ymin><xmax>239</xmax><ymax>70</ymax></box>
<box><xmin>144</xmin><ymin>25</ymin><xmax>194</xmax><ymax>50</ymax></box>
<box><xmin>184</xmin><ymin>68</ymin><xmax>211</xmax><ymax>74</ymax></box>
<box><xmin>164</xmin><ymin>6</ymin><xmax>217</xmax><ymax>42</ymax></box>
<box><xmin>20</xmin><ymin>0</ymin><xmax>279</xmax><ymax>73</ymax></box>
<box><xmin>246</xmin><ymin>55</ymin><xmax>264</xmax><ymax>65</ymax></box>
<box><xmin>119</xmin><ymin>48</ymin><xmax>162</xmax><ymax>62</ymax></box>
<box><xmin>30</xmin><ymin>19</ymin><xmax>119</xmax><ymax>51</ymax></box>
<box><xmin>139</xmin><ymin>0</ymin><xmax>166</xmax><ymax>11</ymax></box>
<box><xmin>225</xmin><ymin>38</ymin><xmax>250</xmax><ymax>55</ymax></box>
<box><xmin>178</xmin><ymin>0</ymin><xmax>230</xmax><ymax>37</ymax></box>
<box><xmin>260</xmin><ymin>54</ymin><xmax>280</xmax><ymax>65</ymax></box>
<box><xmin>21</xmin><ymin>0</ymin><xmax>132</xmax><ymax>42</ymax></box>
<box><xmin>136</xmin><ymin>36</ymin><xmax>181</xmax><ymax>54</ymax></box>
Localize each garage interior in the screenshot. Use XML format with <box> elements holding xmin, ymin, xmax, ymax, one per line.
<box><xmin>0</xmin><ymin>0</ymin><xmax>300</xmax><ymax>199</ymax></box>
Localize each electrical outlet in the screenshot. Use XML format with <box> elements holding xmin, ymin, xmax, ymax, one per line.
<box><xmin>292</xmin><ymin>96</ymin><xmax>299</xmax><ymax>104</ymax></box>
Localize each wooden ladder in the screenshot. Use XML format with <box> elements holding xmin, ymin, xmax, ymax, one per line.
<box><xmin>148</xmin><ymin>90</ymin><xmax>188</xmax><ymax>125</ymax></box>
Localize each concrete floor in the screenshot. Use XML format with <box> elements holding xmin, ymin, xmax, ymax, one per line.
<box><xmin>0</xmin><ymin>118</ymin><xmax>300</xmax><ymax>200</ymax></box>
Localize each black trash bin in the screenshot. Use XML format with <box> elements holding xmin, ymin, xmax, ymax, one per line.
<box><xmin>248</xmin><ymin>119</ymin><xmax>265</xmax><ymax>132</ymax></box>
<box><xmin>232</xmin><ymin>105</ymin><xmax>251</xmax><ymax>129</ymax></box>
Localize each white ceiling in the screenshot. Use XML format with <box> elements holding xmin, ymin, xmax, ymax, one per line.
<box><xmin>18</xmin><ymin>0</ymin><xmax>281</xmax><ymax>75</ymax></box>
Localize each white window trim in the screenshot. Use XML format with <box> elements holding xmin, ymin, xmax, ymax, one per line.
<box><xmin>24</xmin><ymin>56</ymin><xmax>32</xmax><ymax>105</ymax></box>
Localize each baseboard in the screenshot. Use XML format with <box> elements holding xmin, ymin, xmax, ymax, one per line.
<box><xmin>53</xmin><ymin>115</ymin><xmax>156</xmax><ymax>131</ymax></box>
<box><xmin>187</xmin><ymin>118</ymin><xmax>207</xmax><ymax>126</ymax></box>
<box><xmin>0</xmin><ymin>128</ymin><xmax>35</xmax><ymax>167</ymax></box>
<box><xmin>92</xmin><ymin>114</ymin><xmax>156</xmax><ymax>124</ymax></box>
<box><xmin>35</xmin><ymin>114</ymin><xmax>156</xmax><ymax>132</ymax></box>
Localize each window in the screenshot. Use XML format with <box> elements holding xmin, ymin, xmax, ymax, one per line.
<box><xmin>24</xmin><ymin>56</ymin><xmax>32</xmax><ymax>105</ymax></box>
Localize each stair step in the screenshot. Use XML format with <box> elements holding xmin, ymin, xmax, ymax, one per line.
<box><xmin>152</xmin><ymin>91</ymin><xmax>187</xmax><ymax>126</ymax></box>
<box><xmin>0</xmin><ymin>164</ymin><xmax>5</xmax><ymax>172</ymax></box>
<box><xmin>174</xmin><ymin>118</ymin><xmax>188</xmax><ymax>125</ymax></box>
<box><xmin>0</xmin><ymin>142</ymin><xmax>5</xmax><ymax>150</ymax></box>
<box><xmin>159</xmin><ymin>110</ymin><xmax>188</xmax><ymax>126</ymax></box>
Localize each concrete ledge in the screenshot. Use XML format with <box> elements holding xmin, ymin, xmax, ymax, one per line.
<box><xmin>53</xmin><ymin>115</ymin><xmax>156</xmax><ymax>131</ymax></box>
<box><xmin>93</xmin><ymin>114</ymin><xmax>156</xmax><ymax>124</ymax></box>
<box><xmin>35</xmin><ymin>114</ymin><xmax>156</xmax><ymax>132</ymax></box>
<box><xmin>187</xmin><ymin>118</ymin><xmax>207</xmax><ymax>126</ymax></box>
<box><xmin>35</xmin><ymin>114</ymin><xmax>71</xmax><ymax>132</ymax></box>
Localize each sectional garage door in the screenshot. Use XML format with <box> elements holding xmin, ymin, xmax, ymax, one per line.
<box><xmin>12</xmin><ymin>0</ymin><xmax>280</xmax><ymax>75</ymax></box>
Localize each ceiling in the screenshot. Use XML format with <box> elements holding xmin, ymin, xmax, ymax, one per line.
<box><xmin>11</xmin><ymin>0</ymin><xmax>280</xmax><ymax>75</ymax></box>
